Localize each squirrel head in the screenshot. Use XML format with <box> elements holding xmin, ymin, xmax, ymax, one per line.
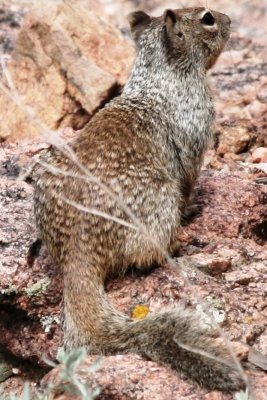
<box><xmin>128</xmin><ymin>8</ymin><xmax>231</xmax><ymax>70</ymax></box>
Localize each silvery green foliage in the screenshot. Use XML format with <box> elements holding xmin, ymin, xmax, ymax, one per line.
<box><xmin>234</xmin><ymin>389</ymin><xmax>250</xmax><ymax>400</ymax></box>
<box><xmin>56</xmin><ymin>347</ymin><xmax>101</xmax><ymax>399</ymax></box>
<box><xmin>5</xmin><ymin>348</ymin><xmax>101</xmax><ymax>400</ymax></box>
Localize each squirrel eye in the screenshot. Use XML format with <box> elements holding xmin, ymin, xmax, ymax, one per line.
<box><xmin>201</xmin><ymin>11</ymin><xmax>215</xmax><ymax>26</ymax></box>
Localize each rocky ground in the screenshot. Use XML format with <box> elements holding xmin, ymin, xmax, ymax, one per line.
<box><xmin>0</xmin><ymin>0</ymin><xmax>266</xmax><ymax>399</ymax></box>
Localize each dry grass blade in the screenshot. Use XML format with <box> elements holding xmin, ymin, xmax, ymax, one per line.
<box><xmin>63</xmin><ymin>197</ymin><xmax>138</xmax><ymax>231</ymax></box>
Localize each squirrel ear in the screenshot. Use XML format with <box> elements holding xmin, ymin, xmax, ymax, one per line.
<box><xmin>127</xmin><ymin>11</ymin><xmax>151</xmax><ymax>41</ymax></box>
<box><xmin>164</xmin><ymin>9</ymin><xmax>181</xmax><ymax>36</ymax></box>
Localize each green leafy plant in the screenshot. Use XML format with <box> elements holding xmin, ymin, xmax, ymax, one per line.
<box><xmin>234</xmin><ymin>389</ymin><xmax>251</xmax><ymax>400</ymax></box>
<box><xmin>5</xmin><ymin>348</ymin><xmax>101</xmax><ymax>400</ymax></box>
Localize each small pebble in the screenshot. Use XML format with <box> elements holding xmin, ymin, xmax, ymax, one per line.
<box><xmin>252</xmin><ymin>147</ymin><xmax>267</xmax><ymax>163</ymax></box>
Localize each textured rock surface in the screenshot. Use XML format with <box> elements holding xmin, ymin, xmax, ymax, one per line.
<box><xmin>0</xmin><ymin>0</ymin><xmax>134</xmax><ymax>139</ymax></box>
<box><xmin>40</xmin><ymin>355</ymin><xmax>267</xmax><ymax>400</ymax></box>
<box><xmin>0</xmin><ymin>138</ymin><xmax>266</xmax><ymax>398</ymax></box>
<box><xmin>211</xmin><ymin>34</ymin><xmax>267</xmax><ymax>161</ymax></box>
<box><xmin>0</xmin><ymin>0</ymin><xmax>267</xmax><ymax>398</ymax></box>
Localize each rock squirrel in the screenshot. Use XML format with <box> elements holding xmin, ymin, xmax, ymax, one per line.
<box><xmin>34</xmin><ymin>7</ymin><xmax>247</xmax><ymax>391</ymax></box>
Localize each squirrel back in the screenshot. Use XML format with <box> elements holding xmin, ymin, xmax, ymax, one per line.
<box><xmin>34</xmin><ymin>7</ymin><xmax>247</xmax><ymax>392</ymax></box>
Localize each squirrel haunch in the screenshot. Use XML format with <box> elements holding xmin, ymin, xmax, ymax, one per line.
<box><xmin>34</xmin><ymin>7</ymin><xmax>246</xmax><ymax>392</ymax></box>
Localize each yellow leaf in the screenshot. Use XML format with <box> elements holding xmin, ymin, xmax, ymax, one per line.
<box><xmin>132</xmin><ymin>305</ymin><xmax>149</xmax><ymax>320</ymax></box>
<box><xmin>243</xmin><ymin>316</ymin><xmax>254</xmax><ymax>324</ymax></box>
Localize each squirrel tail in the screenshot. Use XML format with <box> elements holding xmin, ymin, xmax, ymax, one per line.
<box><xmin>63</xmin><ymin>267</ymin><xmax>246</xmax><ymax>392</ymax></box>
